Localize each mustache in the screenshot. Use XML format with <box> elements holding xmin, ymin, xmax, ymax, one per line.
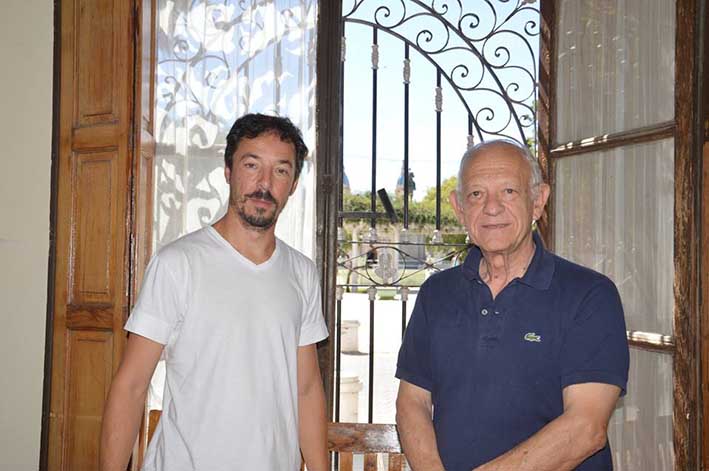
<box><xmin>245</xmin><ymin>189</ymin><xmax>277</xmax><ymax>204</ymax></box>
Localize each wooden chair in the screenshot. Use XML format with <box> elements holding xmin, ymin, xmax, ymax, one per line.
<box><xmin>147</xmin><ymin>412</ymin><xmax>407</xmax><ymax>470</ymax></box>
<box><xmin>327</xmin><ymin>422</ymin><xmax>406</xmax><ymax>471</ymax></box>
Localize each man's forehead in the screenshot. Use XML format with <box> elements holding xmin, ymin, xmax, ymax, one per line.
<box><xmin>235</xmin><ymin>134</ymin><xmax>296</xmax><ymax>160</ymax></box>
<box><xmin>464</xmin><ymin>146</ymin><xmax>530</xmax><ymax>177</ymax></box>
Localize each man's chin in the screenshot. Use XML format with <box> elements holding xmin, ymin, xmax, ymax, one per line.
<box><xmin>238</xmin><ymin>210</ymin><xmax>277</xmax><ymax>230</ymax></box>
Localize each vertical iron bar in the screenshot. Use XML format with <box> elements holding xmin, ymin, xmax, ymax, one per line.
<box><xmin>370</xmin><ymin>27</ymin><xmax>378</xmax><ymax>228</ymax></box>
<box><xmin>334</xmin><ymin>299</ymin><xmax>342</xmax><ymax>422</ymax></box>
<box><xmin>338</xmin><ymin>35</ymin><xmax>345</xmax><ymax>225</ymax></box>
<box><xmin>403</xmin><ymin>44</ymin><xmax>410</xmax><ymax>228</ymax></box>
<box><xmin>368</xmin><ymin>297</ymin><xmax>375</xmax><ymax>423</ymax></box>
<box><xmin>435</xmin><ymin>71</ymin><xmax>442</xmax><ymax>230</ymax></box>
<box><xmin>400</xmin><ymin>287</ymin><xmax>409</xmax><ymax>338</ymax></box>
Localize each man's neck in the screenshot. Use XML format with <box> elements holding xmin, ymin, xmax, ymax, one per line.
<box><xmin>212</xmin><ymin>212</ymin><xmax>277</xmax><ymax>265</ymax></box>
<box><xmin>479</xmin><ymin>238</ymin><xmax>536</xmax><ymax>298</ymax></box>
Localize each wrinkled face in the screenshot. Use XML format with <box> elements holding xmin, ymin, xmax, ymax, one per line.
<box><xmin>225</xmin><ymin>132</ymin><xmax>298</xmax><ymax>230</ymax></box>
<box><xmin>450</xmin><ymin>144</ymin><xmax>549</xmax><ymax>256</ymax></box>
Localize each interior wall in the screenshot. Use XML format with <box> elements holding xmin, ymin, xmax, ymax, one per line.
<box><xmin>0</xmin><ymin>1</ymin><xmax>53</xmax><ymax>470</ymax></box>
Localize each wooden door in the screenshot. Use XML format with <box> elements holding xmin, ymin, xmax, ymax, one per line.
<box><xmin>46</xmin><ymin>0</ymin><xmax>156</xmax><ymax>469</ymax></box>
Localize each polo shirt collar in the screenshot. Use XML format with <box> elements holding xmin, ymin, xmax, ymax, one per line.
<box><xmin>461</xmin><ymin>231</ymin><xmax>555</xmax><ymax>290</ymax></box>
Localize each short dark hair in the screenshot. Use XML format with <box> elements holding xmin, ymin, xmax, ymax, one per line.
<box><xmin>224</xmin><ymin>113</ymin><xmax>309</xmax><ymax>181</ymax></box>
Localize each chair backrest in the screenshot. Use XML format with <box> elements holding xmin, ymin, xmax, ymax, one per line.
<box><xmin>147</xmin><ymin>412</ymin><xmax>406</xmax><ymax>470</ymax></box>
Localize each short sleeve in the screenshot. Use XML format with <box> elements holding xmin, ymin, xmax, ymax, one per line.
<box><xmin>560</xmin><ymin>277</ymin><xmax>630</xmax><ymax>395</ymax></box>
<box><xmin>124</xmin><ymin>251</ymin><xmax>188</xmax><ymax>345</ymax></box>
<box><xmin>395</xmin><ymin>284</ymin><xmax>434</xmax><ymax>392</ymax></box>
<box><xmin>298</xmin><ymin>263</ymin><xmax>328</xmax><ymax>346</ymax></box>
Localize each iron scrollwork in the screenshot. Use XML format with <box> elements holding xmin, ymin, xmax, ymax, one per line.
<box><xmin>343</xmin><ymin>0</ymin><xmax>539</xmax><ymax>143</ymax></box>
<box><xmin>337</xmin><ymin>241</ymin><xmax>470</xmax><ymax>288</ymax></box>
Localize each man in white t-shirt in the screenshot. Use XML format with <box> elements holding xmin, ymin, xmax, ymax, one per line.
<box><xmin>99</xmin><ymin>114</ymin><xmax>329</xmax><ymax>471</ymax></box>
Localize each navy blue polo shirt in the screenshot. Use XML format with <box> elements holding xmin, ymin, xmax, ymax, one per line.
<box><xmin>396</xmin><ymin>233</ymin><xmax>629</xmax><ymax>470</ymax></box>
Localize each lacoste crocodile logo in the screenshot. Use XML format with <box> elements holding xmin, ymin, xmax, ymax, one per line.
<box><xmin>524</xmin><ymin>332</ymin><xmax>542</xmax><ymax>343</ymax></box>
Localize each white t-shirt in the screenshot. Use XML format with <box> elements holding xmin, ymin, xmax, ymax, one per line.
<box><xmin>125</xmin><ymin>226</ymin><xmax>329</xmax><ymax>471</ymax></box>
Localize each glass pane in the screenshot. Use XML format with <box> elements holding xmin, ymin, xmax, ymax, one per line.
<box><xmin>608</xmin><ymin>348</ymin><xmax>673</xmax><ymax>471</ymax></box>
<box><xmin>556</xmin><ymin>0</ymin><xmax>675</xmax><ymax>142</ymax></box>
<box><xmin>554</xmin><ymin>139</ymin><xmax>674</xmax><ymax>335</ymax></box>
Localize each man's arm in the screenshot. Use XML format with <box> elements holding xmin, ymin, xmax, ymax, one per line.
<box><xmin>475</xmin><ymin>382</ymin><xmax>621</xmax><ymax>471</ymax></box>
<box><xmin>396</xmin><ymin>380</ymin><xmax>446</xmax><ymax>471</ymax></box>
<box><xmin>100</xmin><ymin>334</ymin><xmax>164</xmax><ymax>471</ymax></box>
<box><xmin>297</xmin><ymin>343</ymin><xmax>328</xmax><ymax>471</ymax></box>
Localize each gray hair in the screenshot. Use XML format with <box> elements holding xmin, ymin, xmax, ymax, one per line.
<box><xmin>456</xmin><ymin>139</ymin><xmax>543</xmax><ymax>201</ymax></box>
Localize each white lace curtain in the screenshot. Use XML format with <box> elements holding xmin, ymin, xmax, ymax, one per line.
<box><xmin>149</xmin><ymin>0</ymin><xmax>318</xmax><ymax>410</ymax></box>
<box><xmin>153</xmin><ymin>0</ymin><xmax>318</xmax><ymax>257</ymax></box>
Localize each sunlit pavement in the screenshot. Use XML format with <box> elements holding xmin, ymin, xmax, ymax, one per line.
<box><xmin>339</xmin><ymin>291</ymin><xmax>418</xmax><ymax>424</ymax></box>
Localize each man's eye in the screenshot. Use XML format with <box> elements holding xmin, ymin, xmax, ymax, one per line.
<box><xmin>276</xmin><ymin>168</ymin><xmax>291</xmax><ymax>176</ymax></box>
<box><xmin>470</xmin><ymin>191</ymin><xmax>481</xmax><ymax>198</ymax></box>
<box><xmin>504</xmin><ymin>188</ymin><xmax>516</xmax><ymax>194</ymax></box>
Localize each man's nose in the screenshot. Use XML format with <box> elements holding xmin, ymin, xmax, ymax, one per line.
<box><xmin>482</xmin><ymin>194</ymin><xmax>503</xmax><ymax>215</ymax></box>
<box><xmin>257</xmin><ymin>168</ymin><xmax>272</xmax><ymax>189</ymax></box>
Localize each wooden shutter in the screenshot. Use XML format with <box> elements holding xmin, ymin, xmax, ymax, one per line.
<box><xmin>46</xmin><ymin>0</ymin><xmax>156</xmax><ymax>469</ymax></box>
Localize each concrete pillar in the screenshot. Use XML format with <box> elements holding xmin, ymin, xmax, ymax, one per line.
<box><xmin>341</xmin><ymin>319</ymin><xmax>361</xmax><ymax>353</ymax></box>
<box><xmin>339</xmin><ymin>374</ymin><xmax>363</xmax><ymax>423</ymax></box>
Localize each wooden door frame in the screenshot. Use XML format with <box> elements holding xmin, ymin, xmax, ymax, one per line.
<box><xmin>39</xmin><ymin>0</ymin><xmax>63</xmax><ymax>468</ymax></box>
<box><xmin>539</xmin><ymin>0</ymin><xmax>707</xmax><ymax>469</ymax></box>
<box><xmin>700</xmin><ymin>1</ymin><xmax>708</xmax><ymax>468</ymax></box>
<box><xmin>315</xmin><ymin>0</ymin><xmax>344</xmax><ymax>418</ymax></box>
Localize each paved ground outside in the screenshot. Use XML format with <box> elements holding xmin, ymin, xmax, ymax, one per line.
<box><xmin>338</xmin><ymin>291</ymin><xmax>418</xmax><ymax>424</ymax></box>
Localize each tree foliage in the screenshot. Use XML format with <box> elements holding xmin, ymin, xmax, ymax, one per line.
<box><xmin>342</xmin><ymin>176</ymin><xmax>461</xmax><ymax>228</ymax></box>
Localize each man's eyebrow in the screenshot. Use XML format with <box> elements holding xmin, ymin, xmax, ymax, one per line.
<box><xmin>240</xmin><ymin>153</ymin><xmax>293</xmax><ymax>167</ymax></box>
<box><xmin>240</xmin><ymin>152</ymin><xmax>261</xmax><ymax>160</ymax></box>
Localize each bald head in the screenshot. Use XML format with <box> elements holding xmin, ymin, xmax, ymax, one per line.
<box><xmin>456</xmin><ymin>139</ymin><xmax>543</xmax><ymax>201</ymax></box>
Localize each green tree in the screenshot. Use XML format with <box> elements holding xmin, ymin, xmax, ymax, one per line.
<box><xmin>414</xmin><ymin>176</ymin><xmax>459</xmax><ymax>227</ymax></box>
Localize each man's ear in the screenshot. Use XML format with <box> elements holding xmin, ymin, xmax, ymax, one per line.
<box><xmin>449</xmin><ymin>190</ymin><xmax>465</xmax><ymax>226</ymax></box>
<box><xmin>532</xmin><ymin>183</ymin><xmax>551</xmax><ymax>221</ymax></box>
<box><xmin>224</xmin><ymin>164</ymin><xmax>232</xmax><ymax>183</ymax></box>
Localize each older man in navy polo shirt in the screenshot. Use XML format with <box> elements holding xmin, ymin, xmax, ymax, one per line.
<box><xmin>395</xmin><ymin>140</ymin><xmax>629</xmax><ymax>471</ymax></box>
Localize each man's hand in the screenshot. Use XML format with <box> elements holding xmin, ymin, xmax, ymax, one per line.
<box><xmin>99</xmin><ymin>334</ymin><xmax>163</xmax><ymax>471</ymax></box>
<box><xmin>474</xmin><ymin>382</ymin><xmax>621</xmax><ymax>471</ymax></box>
<box><xmin>396</xmin><ymin>380</ymin><xmax>446</xmax><ymax>471</ymax></box>
<box><xmin>297</xmin><ymin>344</ymin><xmax>328</xmax><ymax>471</ymax></box>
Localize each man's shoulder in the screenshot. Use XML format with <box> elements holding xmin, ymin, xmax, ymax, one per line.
<box><xmin>152</xmin><ymin>227</ymin><xmax>214</xmax><ymax>265</ymax></box>
<box><xmin>549</xmin><ymin>251</ymin><xmax>618</xmax><ymax>294</ymax></box>
<box><xmin>420</xmin><ymin>264</ymin><xmax>466</xmax><ymax>294</ymax></box>
<box><xmin>277</xmin><ymin>239</ymin><xmax>317</xmax><ymax>274</ymax></box>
